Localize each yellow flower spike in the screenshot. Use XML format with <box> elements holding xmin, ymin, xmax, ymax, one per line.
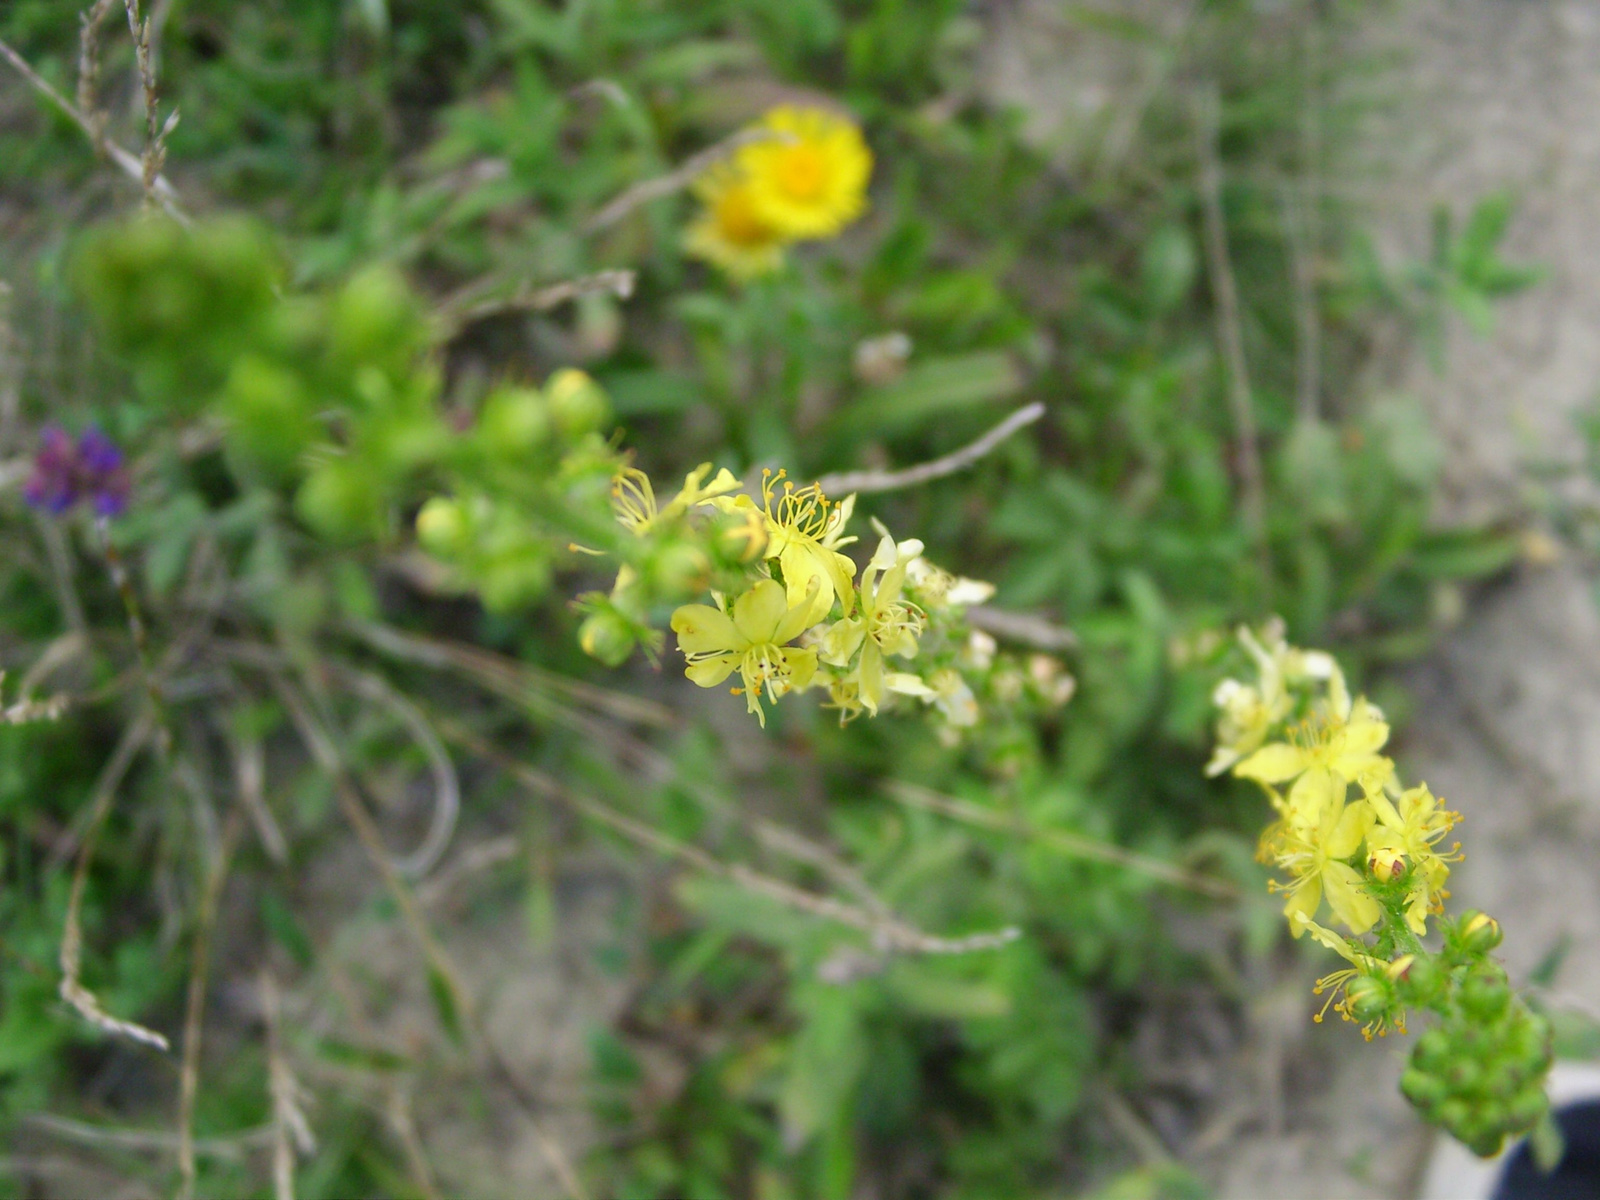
<box><xmin>670</xmin><ymin>578</ymin><xmax>819</xmax><ymax>726</ymax></box>
<box><xmin>736</xmin><ymin>106</ymin><xmax>872</xmax><ymax>241</ymax></box>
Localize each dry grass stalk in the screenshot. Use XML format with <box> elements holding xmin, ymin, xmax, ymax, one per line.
<box><xmin>175</xmin><ymin>807</ymin><xmax>244</xmax><ymax>1200</ymax></box>
<box><xmin>76</xmin><ymin>0</ymin><xmax>118</xmax><ymax>151</ymax></box>
<box><xmin>0</xmin><ymin>30</ymin><xmax>187</xmax><ymax>221</ymax></box>
<box><xmin>260</xmin><ymin>969</ymin><xmax>314</xmax><ymax>1200</ymax></box>
<box><xmin>581</xmin><ymin>126</ymin><xmax>787</xmax><ymax>234</ymax></box>
<box><xmin>57</xmin><ymin>714</ymin><xmax>170</xmax><ymax>1052</ymax></box>
<box><xmin>1194</xmin><ymin>83</ymin><xmax>1266</xmax><ymax>546</ymax></box>
<box><xmin>442</xmin><ymin>717</ymin><xmax>1021</xmax><ymax>957</ymax></box>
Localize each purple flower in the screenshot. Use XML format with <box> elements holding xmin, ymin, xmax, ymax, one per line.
<box><xmin>23</xmin><ymin>425</ymin><xmax>132</xmax><ymax>518</ymax></box>
<box><xmin>23</xmin><ymin>426</ymin><xmax>79</xmax><ymax>514</ymax></box>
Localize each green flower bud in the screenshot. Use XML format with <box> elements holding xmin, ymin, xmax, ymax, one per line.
<box><xmin>296</xmin><ymin>458</ymin><xmax>383</xmax><ymax>540</ymax></box>
<box><xmin>1401</xmin><ymin>1067</ymin><xmax>1448</xmax><ymax>1110</ymax></box>
<box><xmin>478</xmin><ymin>386</ymin><xmax>551</xmax><ymax>456</ymax></box>
<box><xmin>1506</xmin><ymin>1087</ymin><xmax>1550</xmax><ymax>1132</ymax></box>
<box><xmin>1416</xmin><ymin>1029</ymin><xmax>1453</xmax><ymax>1071</ymax></box>
<box><xmin>643</xmin><ymin>540</ymin><xmax>711</xmax><ymax>601</ymax></box>
<box><xmin>578</xmin><ymin>610</ymin><xmax>636</xmax><ymax>667</ymax></box>
<box><xmin>1396</xmin><ymin>953</ymin><xmax>1446</xmax><ymax>1007</ymax></box>
<box><xmin>1459</xmin><ymin>967</ymin><xmax>1512</xmax><ymax>1022</ymax></box>
<box><xmin>327</xmin><ymin>265</ymin><xmax>424</xmax><ymax>379</ymax></box>
<box><xmin>545</xmin><ymin>368</ymin><xmax>610</xmax><ymax>439</ymax></box>
<box><xmin>1458</xmin><ymin>911</ymin><xmax>1503</xmax><ymax>954</ymax></box>
<box><xmin>1346</xmin><ymin>974</ymin><xmax>1393</xmax><ymax>1022</ymax></box>
<box><xmin>416</xmin><ymin>496</ymin><xmax>468</xmax><ymax>555</ymax></box>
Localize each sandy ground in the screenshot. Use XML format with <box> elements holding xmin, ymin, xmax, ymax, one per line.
<box><xmin>986</xmin><ymin>1</ymin><xmax>1600</xmax><ymax>1196</ymax></box>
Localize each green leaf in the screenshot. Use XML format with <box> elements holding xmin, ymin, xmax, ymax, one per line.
<box><xmin>426</xmin><ymin>963</ymin><xmax>465</xmax><ymax>1046</ymax></box>
<box><xmin>1531</xmin><ymin>1109</ymin><xmax>1566</xmax><ymax>1174</ymax></box>
<box><xmin>259</xmin><ymin>892</ymin><xmax>314</xmax><ymax>969</ymax></box>
<box><xmin>836</xmin><ymin>351</ymin><xmax>1023</xmax><ymax>437</ymax></box>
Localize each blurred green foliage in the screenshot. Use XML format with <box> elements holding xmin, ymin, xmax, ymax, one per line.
<box><xmin>0</xmin><ymin>1</ymin><xmax>1536</xmax><ymax>1197</ymax></box>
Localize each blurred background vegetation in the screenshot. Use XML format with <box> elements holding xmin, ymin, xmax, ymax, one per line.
<box><xmin>0</xmin><ymin>1</ymin><xmax>1540</xmax><ymax>1197</ymax></box>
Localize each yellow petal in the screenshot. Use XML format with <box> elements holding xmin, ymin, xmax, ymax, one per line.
<box><xmin>1283</xmin><ymin>875</ymin><xmax>1323</xmax><ymax>929</ymax></box>
<box><xmin>733</xmin><ymin>578</ymin><xmax>790</xmax><ymax>643</ymax></box>
<box><xmin>784</xmin><ymin>647</ymin><xmax>818</xmax><ymax>691</ymax></box>
<box><xmin>773</xmin><ymin>577</ymin><xmax>822</xmax><ymax>644</ymax></box>
<box><xmin>1325</xmin><ymin>797</ymin><xmax>1373</xmax><ymax>859</ymax></box>
<box><xmin>1235</xmin><ymin>742</ymin><xmax>1311</xmax><ymax>784</ymax></box>
<box><xmin>1323</xmin><ymin>862</ymin><xmax>1380</xmax><ymax>934</ymax></box>
<box><xmin>684</xmin><ymin>655</ymin><xmax>737</xmax><ymax>689</ymax></box>
<box><xmin>1286</xmin><ymin>767</ymin><xmax>1342</xmax><ymax>828</ymax></box>
<box><xmin>671</xmin><ymin>604</ymin><xmax>742</xmax><ymax>655</ymax></box>
<box><xmin>858</xmin><ymin>640</ymin><xmax>884</xmax><ymax>714</ymax></box>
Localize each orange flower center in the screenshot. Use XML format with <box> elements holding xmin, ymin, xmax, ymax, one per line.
<box><xmin>776</xmin><ymin>147</ymin><xmax>828</xmax><ymax>202</ymax></box>
<box><xmin>715</xmin><ymin>187</ymin><xmax>775</xmax><ymax>247</ymax></box>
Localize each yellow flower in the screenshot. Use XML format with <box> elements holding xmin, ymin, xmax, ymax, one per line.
<box><xmin>670</xmin><ymin>578</ymin><xmax>818</xmax><ymax>727</ymax></box>
<box><xmin>1233</xmin><ymin>694</ymin><xmax>1393</xmax><ymax>827</ymax></box>
<box><xmin>736</xmin><ymin>106</ymin><xmax>871</xmax><ymax>240</ymax></box>
<box><xmin>717</xmin><ymin>469</ymin><xmax>857</xmax><ymax>626</ymax></box>
<box><xmin>1364</xmin><ymin>782</ymin><xmax>1462</xmax><ymax>935</ymax></box>
<box><xmin>1272</xmin><ymin>792</ymin><xmax>1380</xmax><ymax>935</ymax></box>
<box><xmin>1206</xmin><ymin>623</ymin><xmax>1337</xmax><ymax>776</ymax></box>
<box><xmin>612</xmin><ymin>462</ymin><xmax>742</xmax><ymax>536</ymax></box>
<box><xmin>817</xmin><ymin>530</ymin><xmax>927</xmax><ymax>714</ymax></box>
<box><xmin>684</xmin><ymin>165</ymin><xmax>789</xmax><ymax>280</ymax></box>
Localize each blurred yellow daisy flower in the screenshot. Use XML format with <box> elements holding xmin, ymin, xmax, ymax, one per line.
<box><xmin>684</xmin><ymin>166</ymin><xmax>789</xmax><ymax>280</ymax></box>
<box><xmin>736</xmin><ymin>106</ymin><xmax>871</xmax><ymax>240</ymax></box>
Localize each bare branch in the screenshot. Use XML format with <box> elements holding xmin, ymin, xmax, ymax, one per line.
<box><xmin>25</xmin><ymin>1113</ymin><xmax>273</xmax><ymax>1158</ymax></box>
<box><xmin>886</xmin><ymin>780</ymin><xmax>1238</xmax><ymax>900</ymax></box>
<box><xmin>814</xmin><ymin>402</ymin><xmax>1046</xmax><ymax>496</ymax></box>
<box><xmin>0</xmin><ymin>32</ymin><xmax>187</xmax><ymax>222</ymax></box>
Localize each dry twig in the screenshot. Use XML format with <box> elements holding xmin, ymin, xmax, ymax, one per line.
<box><xmin>814</xmin><ymin>402</ymin><xmax>1046</xmax><ymax>496</ymax></box>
